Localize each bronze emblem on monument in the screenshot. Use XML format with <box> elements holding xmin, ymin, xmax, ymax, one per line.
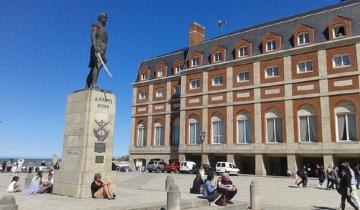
<box><xmin>94</xmin><ymin>120</ymin><xmax>110</xmax><ymax>142</ymax></box>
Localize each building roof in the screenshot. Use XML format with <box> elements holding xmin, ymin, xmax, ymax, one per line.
<box><xmin>136</xmin><ymin>0</ymin><xmax>360</xmax><ymax>82</ymax></box>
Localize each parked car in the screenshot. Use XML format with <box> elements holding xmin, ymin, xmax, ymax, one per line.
<box><xmin>192</xmin><ymin>164</ymin><xmax>216</xmax><ymax>175</ymax></box>
<box><xmin>147</xmin><ymin>160</ymin><xmax>166</xmax><ymax>173</ymax></box>
<box><xmin>180</xmin><ymin>161</ymin><xmax>196</xmax><ymax>173</ymax></box>
<box><xmin>163</xmin><ymin>162</ymin><xmax>180</xmax><ymax>173</ymax></box>
<box><xmin>216</xmin><ymin>162</ymin><xmax>240</xmax><ymax>175</ymax></box>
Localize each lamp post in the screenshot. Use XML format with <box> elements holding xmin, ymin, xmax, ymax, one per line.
<box><xmin>200</xmin><ymin>131</ymin><xmax>206</xmax><ymax>169</ymax></box>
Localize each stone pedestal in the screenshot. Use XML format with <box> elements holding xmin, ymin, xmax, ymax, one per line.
<box><xmin>53</xmin><ymin>89</ymin><xmax>117</xmax><ymax>198</ymax></box>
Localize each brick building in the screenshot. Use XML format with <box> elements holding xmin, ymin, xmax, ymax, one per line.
<box><xmin>130</xmin><ymin>0</ymin><xmax>360</xmax><ymax>175</ymax></box>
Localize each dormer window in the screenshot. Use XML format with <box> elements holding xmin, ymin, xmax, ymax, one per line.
<box><xmin>266</xmin><ymin>40</ymin><xmax>277</xmax><ymax>52</ymax></box>
<box><xmin>155</xmin><ymin>88</ymin><xmax>164</xmax><ymax>98</ymax></box>
<box><xmin>139</xmin><ymin>92</ymin><xmax>147</xmax><ymax>100</ymax></box>
<box><xmin>175</xmin><ymin>64</ymin><xmax>183</xmax><ymax>74</ymax></box>
<box><xmin>333</xmin><ymin>24</ymin><xmax>346</xmax><ymax>38</ymax></box>
<box><xmin>140</xmin><ymin>73</ymin><xmax>146</xmax><ymax>81</ymax></box>
<box><xmin>157</xmin><ymin>70</ymin><xmax>163</xmax><ymax>78</ymax></box>
<box><xmin>214</xmin><ymin>52</ymin><xmax>223</xmax><ymax>62</ymax></box>
<box><xmin>238</xmin><ymin>46</ymin><xmax>249</xmax><ymax>57</ymax></box>
<box><xmin>298</xmin><ymin>32</ymin><xmax>310</xmax><ymax>45</ymax></box>
<box><xmin>191</xmin><ymin>57</ymin><xmax>200</xmax><ymax>67</ymax></box>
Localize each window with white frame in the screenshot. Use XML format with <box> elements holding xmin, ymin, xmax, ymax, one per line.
<box><xmin>266</xmin><ymin>40</ymin><xmax>277</xmax><ymax>52</ymax></box>
<box><xmin>157</xmin><ymin>70</ymin><xmax>163</xmax><ymax>78</ymax></box>
<box><xmin>189</xmin><ymin>79</ymin><xmax>200</xmax><ymax>89</ymax></box>
<box><xmin>137</xmin><ymin>123</ymin><xmax>146</xmax><ymax>146</ymax></box>
<box><xmin>212</xmin><ymin>76</ymin><xmax>224</xmax><ymax>86</ymax></box>
<box><xmin>211</xmin><ymin>115</ymin><xmax>224</xmax><ymax>144</ymax></box>
<box><xmin>297</xmin><ymin>60</ymin><xmax>313</xmax><ymax>73</ymax></box>
<box><xmin>238</xmin><ymin>46</ymin><xmax>249</xmax><ymax>57</ymax></box>
<box><xmin>333</xmin><ymin>54</ymin><xmax>351</xmax><ymax>68</ymax></box>
<box><xmin>140</xmin><ymin>73</ymin><xmax>147</xmax><ymax>81</ymax></box>
<box><xmin>237</xmin><ymin>72</ymin><xmax>249</xmax><ymax>82</ymax></box>
<box><xmin>139</xmin><ymin>92</ymin><xmax>147</xmax><ymax>100</ymax></box>
<box><xmin>189</xmin><ymin>117</ymin><xmax>201</xmax><ymax>145</ymax></box>
<box><xmin>175</xmin><ymin>64</ymin><xmax>183</xmax><ymax>74</ymax></box>
<box><xmin>155</xmin><ymin>88</ymin><xmax>164</xmax><ymax>98</ymax></box>
<box><xmin>237</xmin><ymin>112</ymin><xmax>251</xmax><ymax>144</ymax></box>
<box><xmin>335</xmin><ymin>101</ymin><xmax>357</xmax><ymax>142</ymax></box>
<box><xmin>174</xmin><ymin>86</ymin><xmax>181</xmax><ymax>95</ymax></box>
<box><xmin>154</xmin><ymin>122</ymin><xmax>163</xmax><ymax>146</ymax></box>
<box><xmin>297</xmin><ymin>32</ymin><xmax>310</xmax><ymax>45</ymax></box>
<box><xmin>265</xmin><ymin>66</ymin><xmax>279</xmax><ymax>78</ymax></box>
<box><xmin>266</xmin><ymin>110</ymin><xmax>282</xmax><ymax>143</ymax></box>
<box><xmin>333</xmin><ymin>24</ymin><xmax>346</xmax><ymax>38</ymax></box>
<box><xmin>173</xmin><ymin>118</ymin><xmax>180</xmax><ymax>145</ymax></box>
<box><xmin>214</xmin><ymin>51</ymin><xmax>223</xmax><ymax>62</ymax></box>
<box><xmin>191</xmin><ymin>57</ymin><xmax>200</xmax><ymax>67</ymax></box>
<box><xmin>298</xmin><ymin>105</ymin><xmax>317</xmax><ymax>142</ymax></box>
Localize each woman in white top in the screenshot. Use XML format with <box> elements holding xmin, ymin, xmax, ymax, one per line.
<box><xmin>7</xmin><ymin>176</ymin><xmax>21</xmax><ymax>193</ymax></box>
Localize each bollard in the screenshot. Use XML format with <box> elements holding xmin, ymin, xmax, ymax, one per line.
<box><xmin>250</xmin><ymin>180</ymin><xmax>261</xmax><ymax>210</ymax></box>
<box><xmin>24</xmin><ymin>173</ymin><xmax>34</xmax><ymax>190</ymax></box>
<box><xmin>165</xmin><ymin>175</ymin><xmax>174</xmax><ymax>192</ymax></box>
<box><xmin>167</xmin><ymin>184</ymin><xmax>180</xmax><ymax>210</ymax></box>
<box><xmin>0</xmin><ymin>195</ymin><xmax>18</xmax><ymax>210</ymax></box>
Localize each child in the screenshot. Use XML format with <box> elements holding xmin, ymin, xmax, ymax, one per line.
<box><xmin>7</xmin><ymin>176</ymin><xmax>21</xmax><ymax>193</ymax></box>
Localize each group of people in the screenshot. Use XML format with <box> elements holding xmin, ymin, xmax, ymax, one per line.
<box><xmin>6</xmin><ymin>171</ymin><xmax>54</xmax><ymax>194</ymax></box>
<box><xmin>190</xmin><ymin>173</ymin><xmax>237</xmax><ymax>206</ymax></box>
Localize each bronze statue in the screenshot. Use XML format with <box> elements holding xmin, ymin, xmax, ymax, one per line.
<box><xmin>86</xmin><ymin>13</ymin><xmax>108</xmax><ymax>88</ymax></box>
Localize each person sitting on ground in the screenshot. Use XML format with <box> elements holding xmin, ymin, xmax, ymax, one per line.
<box><xmin>7</xmin><ymin>176</ymin><xmax>21</xmax><ymax>193</ymax></box>
<box><xmin>38</xmin><ymin>173</ymin><xmax>54</xmax><ymax>194</ymax></box>
<box><xmin>91</xmin><ymin>173</ymin><xmax>114</xmax><ymax>199</ymax></box>
<box><xmin>203</xmin><ymin>174</ymin><xmax>222</xmax><ymax>206</ymax></box>
<box><xmin>27</xmin><ymin>172</ymin><xmax>42</xmax><ymax>194</ymax></box>
<box><xmin>190</xmin><ymin>173</ymin><xmax>203</xmax><ymax>194</ymax></box>
<box><xmin>217</xmin><ymin>173</ymin><xmax>237</xmax><ymax>204</ymax></box>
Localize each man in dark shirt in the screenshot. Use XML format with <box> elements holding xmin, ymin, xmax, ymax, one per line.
<box><xmin>339</xmin><ymin>167</ymin><xmax>359</xmax><ymax>210</ymax></box>
<box><xmin>217</xmin><ymin>173</ymin><xmax>237</xmax><ymax>204</ymax></box>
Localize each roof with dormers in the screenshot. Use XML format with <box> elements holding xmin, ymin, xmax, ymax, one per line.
<box><xmin>136</xmin><ymin>0</ymin><xmax>360</xmax><ymax>82</ymax></box>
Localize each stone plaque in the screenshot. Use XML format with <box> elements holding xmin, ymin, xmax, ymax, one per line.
<box><xmin>94</xmin><ymin>143</ymin><xmax>106</xmax><ymax>153</ymax></box>
<box><xmin>95</xmin><ymin>156</ymin><xmax>104</xmax><ymax>163</ymax></box>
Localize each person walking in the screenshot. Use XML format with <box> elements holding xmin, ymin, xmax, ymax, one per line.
<box><xmin>338</xmin><ymin>166</ymin><xmax>359</xmax><ymax>210</ymax></box>
<box><xmin>354</xmin><ymin>164</ymin><xmax>360</xmax><ymax>189</ymax></box>
<box><xmin>331</xmin><ymin>166</ymin><xmax>339</xmax><ymax>190</ymax></box>
<box><xmin>342</xmin><ymin>162</ymin><xmax>360</xmax><ymax>208</ymax></box>
<box><xmin>297</xmin><ymin>166</ymin><xmax>308</xmax><ymax>188</ymax></box>
<box><xmin>326</xmin><ymin>165</ymin><xmax>333</xmax><ymax>190</ymax></box>
<box><xmin>318</xmin><ymin>165</ymin><xmax>326</xmax><ymax>188</ymax></box>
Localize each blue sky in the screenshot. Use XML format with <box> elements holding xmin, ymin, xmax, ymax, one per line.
<box><xmin>0</xmin><ymin>0</ymin><xmax>340</xmax><ymax>158</ymax></box>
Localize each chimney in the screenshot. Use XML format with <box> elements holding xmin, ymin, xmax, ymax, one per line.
<box><xmin>189</xmin><ymin>22</ymin><xmax>205</xmax><ymax>45</ymax></box>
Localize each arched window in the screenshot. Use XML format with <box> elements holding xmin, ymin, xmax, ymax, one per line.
<box><xmin>173</xmin><ymin>118</ymin><xmax>180</xmax><ymax>145</ymax></box>
<box><xmin>137</xmin><ymin>123</ymin><xmax>146</xmax><ymax>146</ymax></box>
<box><xmin>154</xmin><ymin>122</ymin><xmax>163</xmax><ymax>146</ymax></box>
<box><xmin>298</xmin><ymin>105</ymin><xmax>317</xmax><ymax>142</ymax></box>
<box><xmin>237</xmin><ymin>111</ymin><xmax>251</xmax><ymax>144</ymax></box>
<box><xmin>211</xmin><ymin>114</ymin><xmax>224</xmax><ymax>144</ymax></box>
<box><xmin>265</xmin><ymin>109</ymin><xmax>282</xmax><ymax>143</ymax></box>
<box><xmin>335</xmin><ymin>101</ymin><xmax>357</xmax><ymax>141</ymax></box>
<box><xmin>189</xmin><ymin>116</ymin><xmax>201</xmax><ymax>145</ymax></box>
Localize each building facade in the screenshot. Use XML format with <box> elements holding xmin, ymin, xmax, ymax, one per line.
<box><xmin>130</xmin><ymin>0</ymin><xmax>360</xmax><ymax>175</ymax></box>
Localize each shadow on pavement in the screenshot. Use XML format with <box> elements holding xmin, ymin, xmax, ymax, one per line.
<box><xmin>311</xmin><ymin>206</ymin><xmax>337</xmax><ymax>210</ymax></box>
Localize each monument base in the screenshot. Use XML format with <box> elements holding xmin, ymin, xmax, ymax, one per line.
<box><xmin>53</xmin><ymin>89</ymin><xmax>117</xmax><ymax>198</ymax></box>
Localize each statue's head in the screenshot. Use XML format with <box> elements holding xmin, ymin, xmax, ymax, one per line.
<box><xmin>98</xmin><ymin>13</ymin><xmax>108</xmax><ymax>25</ymax></box>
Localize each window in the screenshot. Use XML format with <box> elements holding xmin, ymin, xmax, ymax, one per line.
<box><xmin>237</xmin><ymin>112</ymin><xmax>251</xmax><ymax>144</ymax></box>
<box><xmin>155</xmin><ymin>88</ymin><xmax>164</xmax><ymax>98</ymax></box>
<box><xmin>238</xmin><ymin>46</ymin><xmax>249</xmax><ymax>57</ymax></box>
<box><xmin>175</xmin><ymin>64</ymin><xmax>183</xmax><ymax>74</ymax></box>
<box><xmin>174</xmin><ymin>86</ymin><xmax>181</xmax><ymax>95</ymax></box>
<box><xmin>154</xmin><ymin>122</ymin><xmax>163</xmax><ymax>146</ymax></box>
<box><xmin>335</xmin><ymin>102</ymin><xmax>357</xmax><ymax>141</ymax></box>
<box><xmin>298</xmin><ymin>106</ymin><xmax>317</xmax><ymax>142</ymax></box>
<box><xmin>140</xmin><ymin>73</ymin><xmax>146</xmax><ymax>81</ymax></box>
<box><xmin>266</xmin><ymin>110</ymin><xmax>282</xmax><ymax>143</ymax></box>
<box><xmin>333</xmin><ymin>54</ymin><xmax>351</xmax><ymax>68</ymax></box>
<box><xmin>212</xmin><ymin>76</ymin><xmax>224</xmax><ymax>86</ymax></box>
<box><xmin>173</xmin><ymin>118</ymin><xmax>180</xmax><ymax>146</ymax></box>
<box><xmin>266</xmin><ymin>40</ymin><xmax>277</xmax><ymax>52</ymax></box>
<box><xmin>157</xmin><ymin>70</ymin><xmax>163</xmax><ymax>78</ymax></box>
<box><xmin>211</xmin><ymin>115</ymin><xmax>224</xmax><ymax>144</ymax></box>
<box><xmin>191</xmin><ymin>57</ymin><xmax>200</xmax><ymax>67</ymax></box>
<box><xmin>237</xmin><ymin>72</ymin><xmax>249</xmax><ymax>82</ymax></box>
<box><xmin>333</xmin><ymin>24</ymin><xmax>346</xmax><ymax>38</ymax></box>
<box><xmin>265</xmin><ymin>66</ymin><xmax>279</xmax><ymax>78</ymax></box>
<box><xmin>214</xmin><ymin>52</ymin><xmax>223</xmax><ymax>62</ymax></box>
<box><xmin>297</xmin><ymin>32</ymin><xmax>310</xmax><ymax>45</ymax></box>
<box><xmin>297</xmin><ymin>60</ymin><xmax>313</xmax><ymax>73</ymax></box>
<box><xmin>189</xmin><ymin>117</ymin><xmax>200</xmax><ymax>145</ymax></box>
<box><xmin>190</xmin><ymin>79</ymin><xmax>200</xmax><ymax>89</ymax></box>
<box><xmin>139</xmin><ymin>92</ymin><xmax>146</xmax><ymax>100</ymax></box>
<box><xmin>137</xmin><ymin>123</ymin><xmax>146</xmax><ymax>146</ymax></box>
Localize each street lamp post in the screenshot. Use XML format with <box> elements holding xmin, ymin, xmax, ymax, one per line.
<box><xmin>200</xmin><ymin>131</ymin><xmax>206</xmax><ymax>169</ymax></box>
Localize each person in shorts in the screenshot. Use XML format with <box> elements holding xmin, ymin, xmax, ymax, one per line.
<box><xmin>91</xmin><ymin>173</ymin><xmax>114</xmax><ymax>199</ymax></box>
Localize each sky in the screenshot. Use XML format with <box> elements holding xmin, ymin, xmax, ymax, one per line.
<box><xmin>0</xmin><ymin>0</ymin><xmax>341</xmax><ymax>158</ymax></box>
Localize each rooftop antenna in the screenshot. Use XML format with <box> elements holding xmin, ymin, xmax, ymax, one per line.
<box><xmin>218</xmin><ymin>20</ymin><xmax>227</xmax><ymax>34</ymax></box>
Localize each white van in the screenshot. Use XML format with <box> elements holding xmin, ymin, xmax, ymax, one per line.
<box><xmin>216</xmin><ymin>162</ymin><xmax>240</xmax><ymax>175</ymax></box>
<box><xmin>180</xmin><ymin>161</ymin><xmax>196</xmax><ymax>173</ymax></box>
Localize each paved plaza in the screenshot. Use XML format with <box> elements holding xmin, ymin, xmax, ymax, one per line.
<box><xmin>0</xmin><ymin>172</ymin><xmax>358</xmax><ymax>210</ymax></box>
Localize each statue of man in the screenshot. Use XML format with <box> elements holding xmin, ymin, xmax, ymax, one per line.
<box><xmin>86</xmin><ymin>13</ymin><xmax>108</xmax><ymax>88</ymax></box>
